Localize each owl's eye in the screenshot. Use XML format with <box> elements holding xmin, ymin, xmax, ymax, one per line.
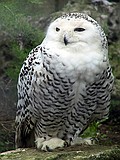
<box><xmin>74</xmin><ymin>28</ymin><xmax>85</xmax><ymax>32</ymax></box>
<box><xmin>56</xmin><ymin>27</ymin><xmax>60</xmax><ymax>32</ymax></box>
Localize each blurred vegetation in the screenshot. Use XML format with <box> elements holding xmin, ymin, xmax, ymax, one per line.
<box><xmin>81</xmin><ymin>122</ymin><xmax>100</xmax><ymax>139</ymax></box>
<box><xmin>5</xmin><ymin>44</ymin><xmax>30</xmax><ymax>80</ymax></box>
<box><xmin>0</xmin><ymin>0</ymin><xmax>45</xmax><ymax>80</ymax></box>
<box><xmin>0</xmin><ymin>122</ymin><xmax>15</xmax><ymax>152</ymax></box>
<box><xmin>109</xmin><ymin>41</ymin><xmax>120</xmax><ymax>78</ymax></box>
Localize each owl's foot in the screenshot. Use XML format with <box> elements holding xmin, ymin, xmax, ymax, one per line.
<box><xmin>71</xmin><ymin>137</ymin><xmax>96</xmax><ymax>145</ymax></box>
<box><xmin>36</xmin><ymin>137</ymin><xmax>65</xmax><ymax>151</ymax></box>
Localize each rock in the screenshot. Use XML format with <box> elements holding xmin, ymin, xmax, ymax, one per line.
<box><xmin>91</xmin><ymin>0</ymin><xmax>113</xmax><ymax>6</ymax></box>
<box><xmin>113</xmin><ymin>79</ymin><xmax>120</xmax><ymax>98</ymax></box>
<box><xmin>0</xmin><ymin>145</ymin><xmax>120</xmax><ymax>160</ymax></box>
<box><xmin>107</xmin><ymin>4</ymin><xmax>120</xmax><ymax>44</ymax></box>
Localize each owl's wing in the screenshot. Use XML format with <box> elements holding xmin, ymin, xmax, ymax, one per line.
<box><xmin>15</xmin><ymin>45</ymin><xmax>43</xmax><ymax>148</ymax></box>
<box><xmin>90</xmin><ymin>66</ymin><xmax>114</xmax><ymax>122</ymax></box>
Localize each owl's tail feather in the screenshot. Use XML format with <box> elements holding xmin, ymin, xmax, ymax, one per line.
<box><xmin>15</xmin><ymin>122</ymin><xmax>35</xmax><ymax>148</ymax></box>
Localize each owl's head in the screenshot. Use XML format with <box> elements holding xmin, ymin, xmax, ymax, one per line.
<box><xmin>42</xmin><ymin>13</ymin><xmax>107</xmax><ymax>57</ymax></box>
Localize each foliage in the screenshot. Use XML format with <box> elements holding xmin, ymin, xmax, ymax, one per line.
<box><xmin>5</xmin><ymin>44</ymin><xmax>29</xmax><ymax>81</ymax></box>
<box><xmin>81</xmin><ymin>122</ymin><xmax>101</xmax><ymax>138</ymax></box>
<box><xmin>0</xmin><ymin>123</ymin><xmax>14</xmax><ymax>153</ymax></box>
<box><xmin>5</xmin><ymin>27</ymin><xmax>44</xmax><ymax>80</ymax></box>
<box><xmin>109</xmin><ymin>41</ymin><xmax>120</xmax><ymax>78</ymax></box>
<box><xmin>111</xmin><ymin>99</ymin><xmax>120</xmax><ymax>110</ymax></box>
<box><xmin>0</xmin><ymin>3</ymin><xmax>44</xmax><ymax>41</ymax></box>
<box><xmin>0</xmin><ymin>2</ymin><xmax>44</xmax><ymax>80</ymax></box>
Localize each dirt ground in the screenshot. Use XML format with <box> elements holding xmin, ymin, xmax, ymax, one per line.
<box><xmin>98</xmin><ymin>109</ymin><xmax>120</xmax><ymax>146</ymax></box>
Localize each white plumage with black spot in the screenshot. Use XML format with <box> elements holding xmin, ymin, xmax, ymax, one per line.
<box><xmin>15</xmin><ymin>13</ymin><xmax>114</xmax><ymax>151</ymax></box>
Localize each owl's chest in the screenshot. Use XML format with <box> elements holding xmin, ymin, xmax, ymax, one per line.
<box><xmin>32</xmin><ymin>57</ymin><xmax>98</xmax><ymax>127</ymax></box>
<box><xmin>34</xmin><ymin>60</ymin><xmax>87</xmax><ymax>107</ymax></box>
<box><xmin>47</xmin><ymin>50</ymin><xmax>105</xmax><ymax>85</ymax></box>
<box><xmin>32</xmin><ymin>52</ymin><xmax>100</xmax><ymax>113</ymax></box>
<box><xmin>34</xmin><ymin>53</ymin><xmax>97</xmax><ymax>102</ymax></box>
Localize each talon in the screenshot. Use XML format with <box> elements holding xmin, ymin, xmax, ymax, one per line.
<box><xmin>64</xmin><ymin>141</ymin><xmax>69</xmax><ymax>147</ymax></box>
<box><xmin>46</xmin><ymin>145</ymin><xmax>53</xmax><ymax>152</ymax></box>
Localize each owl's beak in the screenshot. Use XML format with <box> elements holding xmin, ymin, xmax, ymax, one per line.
<box><xmin>64</xmin><ymin>36</ymin><xmax>68</xmax><ymax>45</ymax></box>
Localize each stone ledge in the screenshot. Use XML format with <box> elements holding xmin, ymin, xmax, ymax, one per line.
<box><xmin>0</xmin><ymin>145</ymin><xmax>120</xmax><ymax>160</ymax></box>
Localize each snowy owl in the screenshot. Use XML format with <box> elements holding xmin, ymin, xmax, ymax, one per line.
<box><xmin>15</xmin><ymin>13</ymin><xmax>114</xmax><ymax>151</ymax></box>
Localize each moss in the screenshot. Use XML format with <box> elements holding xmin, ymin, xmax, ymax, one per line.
<box><xmin>84</xmin><ymin>148</ymin><xmax>120</xmax><ymax>160</ymax></box>
<box><xmin>0</xmin><ymin>146</ymin><xmax>120</xmax><ymax>160</ymax></box>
